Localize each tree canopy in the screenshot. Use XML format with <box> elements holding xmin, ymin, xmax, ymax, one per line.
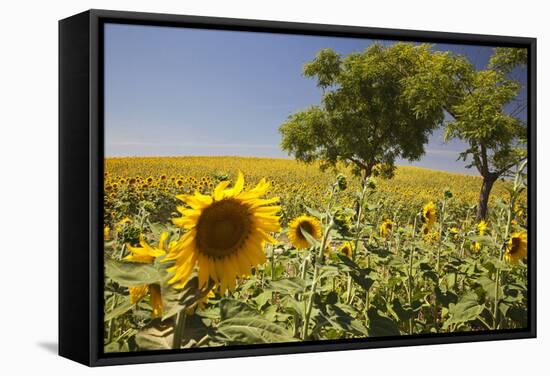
<box><xmin>444</xmin><ymin>47</ymin><xmax>527</xmax><ymax>219</ymax></box>
<box><xmin>279</xmin><ymin>43</ymin><xmax>470</xmax><ymax>178</ymax></box>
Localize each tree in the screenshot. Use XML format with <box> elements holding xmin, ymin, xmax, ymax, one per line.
<box><xmin>444</xmin><ymin>47</ymin><xmax>527</xmax><ymax>220</ymax></box>
<box><xmin>279</xmin><ymin>43</ymin><xmax>469</xmax><ymax>180</ymax></box>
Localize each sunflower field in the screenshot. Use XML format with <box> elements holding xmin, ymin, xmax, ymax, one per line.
<box><xmin>103</xmin><ymin>156</ymin><xmax>528</xmax><ymax>353</ymax></box>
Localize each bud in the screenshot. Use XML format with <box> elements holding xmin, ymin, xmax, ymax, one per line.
<box><xmin>444</xmin><ymin>188</ymin><xmax>453</xmax><ymax>199</ymax></box>
<box><xmin>365</xmin><ymin>177</ymin><xmax>377</xmax><ymax>190</ymax></box>
<box><xmin>336</xmin><ymin>174</ymin><xmax>347</xmax><ymax>191</ymax></box>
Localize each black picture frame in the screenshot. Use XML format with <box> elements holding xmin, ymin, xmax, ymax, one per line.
<box><xmin>59</xmin><ymin>9</ymin><xmax>537</xmax><ymax>367</ymax></box>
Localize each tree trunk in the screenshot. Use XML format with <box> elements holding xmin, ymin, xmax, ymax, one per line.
<box><xmin>476</xmin><ymin>175</ymin><xmax>496</xmax><ymax>221</ymax></box>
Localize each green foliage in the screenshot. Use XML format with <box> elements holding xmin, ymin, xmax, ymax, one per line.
<box><xmin>489</xmin><ymin>47</ymin><xmax>528</xmax><ymax>73</ymax></box>
<box><xmin>105</xmin><ymin>259</ymin><xmax>161</xmax><ymax>287</ymax></box>
<box><xmin>280</xmin><ymin>43</ymin><xmax>467</xmax><ymax>177</ymax></box>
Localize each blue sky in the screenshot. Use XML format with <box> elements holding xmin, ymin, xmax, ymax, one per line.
<box><xmin>104</xmin><ymin>23</ymin><xmax>527</xmax><ymax>175</ymax></box>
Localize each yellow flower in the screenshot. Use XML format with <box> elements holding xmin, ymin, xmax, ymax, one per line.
<box><xmin>115</xmin><ymin>216</ymin><xmax>132</xmax><ymax>230</ymax></box>
<box><xmin>104</xmin><ymin>226</ymin><xmax>110</xmax><ymax>240</ymax></box>
<box><xmin>125</xmin><ymin>232</ymin><xmax>168</xmax><ymax>264</ymax></box>
<box><xmin>470</xmin><ymin>241</ymin><xmax>481</xmax><ymax>253</ymax></box>
<box><xmin>379</xmin><ymin>219</ymin><xmax>393</xmax><ymax>238</ymax></box>
<box><xmin>477</xmin><ymin>220</ymin><xmax>488</xmax><ymax>236</ymax></box>
<box><xmin>505</xmin><ymin>231</ymin><xmax>527</xmax><ymax>264</ymax></box>
<box><xmin>125</xmin><ymin>233</ymin><xmax>169</xmax><ymax>318</ymax></box>
<box><xmin>422</xmin><ymin>202</ymin><xmax>436</xmax><ymax>228</ymax></box>
<box><xmin>422</xmin><ymin>226</ymin><xmax>439</xmax><ymax>243</ymax></box>
<box><xmin>450</xmin><ymin>227</ymin><xmax>459</xmax><ymax>240</ymax></box>
<box><xmin>288</xmin><ymin>215</ymin><xmax>322</xmax><ymax>249</ymax></box>
<box><xmin>339</xmin><ymin>241</ymin><xmax>354</xmax><ymax>258</ymax></box>
<box><xmin>165</xmin><ymin>171</ymin><xmax>281</xmax><ymax>294</ymax></box>
<box><xmin>513</xmin><ymin>203</ymin><xmax>524</xmax><ymax>218</ymax></box>
<box><xmin>129</xmin><ymin>285</ymin><xmax>149</xmax><ymax>304</ymax></box>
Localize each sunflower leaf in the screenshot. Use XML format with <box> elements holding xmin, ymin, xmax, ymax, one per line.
<box><xmin>265</xmin><ymin>277</ymin><xmax>308</xmax><ymax>295</ymax></box>
<box><xmin>300</xmin><ymin>226</ymin><xmax>321</xmax><ymax>247</ymax></box>
<box><xmin>105</xmin><ymin>259</ymin><xmax>161</xmax><ymax>287</ymax></box>
<box><xmin>220</xmin><ymin>299</ymin><xmax>259</xmax><ymax>320</ymax></box>
<box><xmin>217</xmin><ymin>317</ymin><xmax>298</xmax><ymax>344</ymax></box>
<box><xmin>367</xmin><ymin>308</ymin><xmax>401</xmax><ymax>337</ymax></box>
<box><xmin>442</xmin><ymin>291</ymin><xmax>484</xmax><ymax>329</ymax></box>
<box><xmin>104</xmin><ymin>298</ymin><xmax>134</xmax><ymax>322</ymax></box>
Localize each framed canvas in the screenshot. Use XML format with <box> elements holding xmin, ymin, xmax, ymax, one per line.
<box><xmin>59</xmin><ymin>9</ymin><xmax>536</xmax><ymax>366</ymax></box>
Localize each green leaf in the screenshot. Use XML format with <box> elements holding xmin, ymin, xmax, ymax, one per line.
<box><xmin>105</xmin><ymin>259</ymin><xmax>161</xmax><ymax>287</ymax></box>
<box><xmin>435</xmin><ymin>287</ymin><xmax>458</xmax><ymax>308</ymax></box>
<box><xmin>388</xmin><ymin>299</ymin><xmax>414</xmax><ymax>321</ymax></box>
<box><xmin>220</xmin><ymin>299</ymin><xmax>258</xmax><ymax>320</ymax></box>
<box><xmin>300</xmin><ymin>226</ymin><xmax>321</xmax><ymax>247</ymax></box>
<box><xmin>266</xmin><ymin>277</ymin><xmax>307</xmax><ymax>295</ymax></box>
<box><xmin>367</xmin><ymin>308</ymin><xmax>400</xmax><ymax>337</ymax></box>
<box><xmin>476</xmin><ymin>276</ymin><xmax>498</xmax><ymax>300</ymax></box>
<box><xmin>135</xmin><ymin>326</ymin><xmax>173</xmax><ymax>350</ymax></box>
<box><xmin>468</xmin><ymin>235</ymin><xmax>493</xmax><ymax>246</ymax></box>
<box><xmin>104</xmin><ymin>298</ymin><xmax>133</xmax><ymax>322</ymax></box>
<box><xmin>217</xmin><ymin>316</ymin><xmax>298</xmax><ymax>344</ymax></box>
<box><xmin>161</xmin><ymin>277</ymin><xmax>213</xmax><ymax>320</ymax></box>
<box><xmin>304</xmin><ymin>205</ymin><xmax>323</xmax><ymax>219</ymax></box>
<box><xmin>254</xmin><ymin>291</ymin><xmax>272</xmax><ymax>309</ymax></box>
<box><xmin>443</xmin><ymin>291</ymin><xmax>484</xmax><ymax>329</ymax></box>
<box><xmin>280</xmin><ymin>295</ymin><xmax>304</xmax><ymax>318</ymax></box>
<box><xmin>319</xmin><ymin>304</ymin><xmax>369</xmax><ymax>336</ymax></box>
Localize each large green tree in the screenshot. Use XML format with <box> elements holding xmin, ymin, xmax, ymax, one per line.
<box><xmin>444</xmin><ymin>47</ymin><xmax>527</xmax><ymax>220</ymax></box>
<box><xmin>279</xmin><ymin>43</ymin><xmax>469</xmax><ymax>180</ymax></box>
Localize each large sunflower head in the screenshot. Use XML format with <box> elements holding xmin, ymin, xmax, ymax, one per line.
<box><xmin>288</xmin><ymin>215</ymin><xmax>322</xmax><ymax>249</ymax></box>
<box><xmin>422</xmin><ymin>202</ymin><xmax>436</xmax><ymax>228</ymax></box>
<box><xmin>339</xmin><ymin>241</ymin><xmax>354</xmax><ymax>258</ymax></box>
<box><xmin>125</xmin><ymin>232</ymin><xmax>168</xmax><ymax>264</ymax></box>
<box><xmin>379</xmin><ymin>219</ymin><xmax>393</xmax><ymax>238</ymax></box>
<box><xmin>165</xmin><ymin>171</ymin><xmax>281</xmax><ymax>294</ymax></box>
<box><xmin>505</xmin><ymin>231</ymin><xmax>527</xmax><ymax>264</ymax></box>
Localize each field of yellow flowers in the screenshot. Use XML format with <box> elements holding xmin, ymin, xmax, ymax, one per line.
<box><xmin>103</xmin><ymin>156</ymin><xmax>528</xmax><ymax>353</ymax></box>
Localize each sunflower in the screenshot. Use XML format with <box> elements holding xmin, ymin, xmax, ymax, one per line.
<box><xmin>129</xmin><ymin>285</ymin><xmax>149</xmax><ymax>304</ymax></box>
<box><xmin>165</xmin><ymin>171</ymin><xmax>281</xmax><ymax>294</ymax></box>
<box><xmin>288</xmin><ymin>215</ymin><xmax>322</xmax><ymax>249</ymax></box>
<box><xmin>339</xmin><ymin>241</ymin><xmax>354</xmax><ymax>258</ymax></box>
<box><xmin>471</xmin><ymin>220</ymin><xmax>488</xmax><ymax>253</ymax></box>
<box><xmin>104</xmin><ymin>226</ymin><xmax>110</xmax><ymax>240</ymax></box>
<box><xmin>449</xmin><ymin>227</ymin><xmax>460</xmax><ymax>240</ymax></box>
<box><xmin>125</xmin><ymin>232</ymin><xmax>167</xmax><ymax>264</ymax></box>
<box><xmin>422</xmin><ymin>226</ymin><xmax>439</xmax><ymax>243</ymax></box>
<box><xmin>477</xmin><ymin>220</ymin><xmax>488</xmax><ymax>236</ymax></box>
<box><xmin>125</xmin><ymin>233</ymin><xmax>168</xmax><ymax>318</ymax></box>
<box><xmin>115</xmin><ymin>216</ymin><xmax>132</xmax><ymax>230</ymax></box>
<box><xmin>505</xmin><ymin>231</ymin><xmax>527</xmax><ymax>264</ymax></box>
<box><xmin>422</xmin><ymin>202</ymin><xmax>436</xmax><ymax>228</ymax></box>
<box><xmin>379</xmin><ymin>219</ymin><xmax>393</xmax><ymax>238</ymax></box>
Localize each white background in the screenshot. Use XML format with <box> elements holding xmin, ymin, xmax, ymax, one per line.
<box><xmin>0</xmin><ymin>0</ymin><xmax>546</xmax><ymax>374</ymax></box>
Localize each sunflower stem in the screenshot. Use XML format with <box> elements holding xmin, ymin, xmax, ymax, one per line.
<box><xmin>270</xmin><ymin>245</ymin><xmax>276</xmax><ymax>280</ymax></box>
<box><xmin>302</xmin><ymin>220</ymin><xmax>333</xmax><ymax>340</ymax></box>
<box><xmin>493</xmin><ymin>162</ymin><xmax>526</xmax><ymax>329</ymax></box>
<box><xmin>434</xmin><ymin>195</ymin><xmax>447</xmax><ymax>332</ymax></box>
<box><xmin>346</xmin><ymin>180</ymin><xmax>369</xmax><ymax>304</ymax></box>
<box><xmin>172</xmin><ymin>311</ymin><xmax>187</xmax><ymax>349</ymax></box>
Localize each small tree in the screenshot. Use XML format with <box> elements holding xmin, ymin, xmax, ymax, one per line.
<box><xmin>280</xmin><ymin>43</ymin><xmax>469</xmax><ymax>181</ymax></box>
<box><xmin>444</xmin><ymin>47</ymin><xmax>527</xmax><ymax>220</ymax></box>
